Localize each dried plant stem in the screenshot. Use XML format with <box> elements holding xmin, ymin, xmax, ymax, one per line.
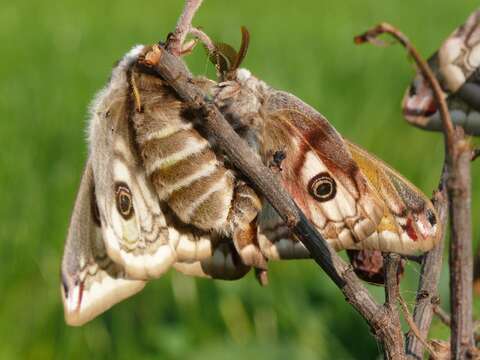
<box><xmin>355</xmin><ymin>22</ymin><xmax>474</xmax><ymax>359</ymax></box>
<box><xmin>383</xmin><ymin>254</ymin><xmax>406</xmax><ymax>360</ymax></box>
<box><xmin>166</xmin><ymin>0</ymin><xmax>204</xmax><ymax>56</ymax></box>
<box><xmin>433</xmin><ymin>305</ymin><xmax>451</xmax><ymax>327</ymax></box>
<box><xmin>399</xmin><ymin>295</ymin><xmax>439</xmax><ymax>359</ymax></box>
<box><xmin>189</xmin><ymin>27</ymin><xmax>215</xmax><ymax>53</ymax></box>
<box><xmin>448</xmin><ymin>136</ymin><xmax>474</xmax><ymax>358</ymax></box>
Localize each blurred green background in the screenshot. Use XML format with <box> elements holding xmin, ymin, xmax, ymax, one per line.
<box><xmin>1</xmin><ymin>0</ymin><xmax>479</xmax><ymax>359</ymax></box>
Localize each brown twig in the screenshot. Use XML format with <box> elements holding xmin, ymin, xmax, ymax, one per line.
<box><xmin>166</xmin><ymin>0</ymin><xmax>204</xmax><ymax>56</ymax></box>
<box><xmin>384</xmin><ymin>254</ymin><xmax>401</xmax><ymax>306</ymax></box>
<box><xmin>383</xmin><ymin>253</ymin><xmax>406</xmax><ymax>359</ymax></box>
<box><xmin>433</xmin><ymin>305</ymin><xmax>451</xmax><ymax>327</ymax></box>
<box><xmin>448</xmin><ymin>131</ymin><xmax>474</xmax><ymax>358</ymax></box>
<box><xmin>355</xmin><ymin>22</ymin><xmax>474</xmax><ymax>359</ymax></box>
<box><xmin>399</xmin><ymin>294</ymin><xmax>439</xmax><ymax>359</ymax></box>
<box><xmin>189</xmin><ymin>27</ymin><xmax>215</xmax><ymax>54</ymax></box>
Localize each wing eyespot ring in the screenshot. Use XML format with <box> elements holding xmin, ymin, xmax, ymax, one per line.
<box><xmin>308</xmin><ymin>172</ymin><xmax>336</xmax><ymax>202</ymax></box>
<box><xmin>115</xmin><ymin>182</ymin><xmax>134</xmax><ymax>220</ymax></box>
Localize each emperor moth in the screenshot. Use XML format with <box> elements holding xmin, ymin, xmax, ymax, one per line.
<box><xmin>403</xmin><ymin>8</ymin><xmax>480</xmax><ymax>135</ymax></box>
<box><xmin>61</xmin><ymin>39</ymin><xmax>440</xmax><ymax>326</ymax></box>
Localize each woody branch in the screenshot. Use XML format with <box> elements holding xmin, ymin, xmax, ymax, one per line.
<box><xmin>356</xmin><ymin>22</ymin><xmax>474</xmax><ymax>359</ymax></box>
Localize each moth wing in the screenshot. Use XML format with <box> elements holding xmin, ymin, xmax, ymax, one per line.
<box><xmin>173</xmin><ymin>240</ymin><xmax>250</xmax><ymax>280</ymax></box>
<box><xmin>346</xmin><ymin>142</ymin><xmax>440</xmax><ymax>254</ymax></box>
<box><xmin>402</xmin><ymin>10</ymin><xmax>480</xmax><ymax>135</ymax></box>
<box><xmin>260</xmin><ymin>91</ymin><xmax>384</xmax><ymax>251</ymax></box>
<box><xmin>256</xmin><ymin>134</ymin><xmax>440</xmax><ymax>258</ymax></box>
<box><xmin>89</xmin><ymin>47</ymin><xmax>177</xmax><ymax>280</ymax></box>
<box><xmin>257</xmin><ymin>203</ymin><xmax>310</xmax><ymax>260</ymax></box>
<box><xmin>61</xmin><ymin>161</ymin><xmax>145</xmax><ymax>326</ymax></box>
<box><xmin>437</xmin><ymin>9</ymin><xmax>480</xmax><ymax>93</ymax></box>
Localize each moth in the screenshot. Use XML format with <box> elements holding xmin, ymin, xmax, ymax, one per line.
<box><xmin>212</xmin><ymin>69</ymin><xmax>440</xmax><ymax>259</ymax></box>
<box><xmin>403</xmin><ymin>8</ymin><xmax>480</xmax><ymax>135</ymax></box>
<box><xmin>62</xmin><ymin>38</ymin><xmax>440</xmax><ymax>326</ymax></box>
<box><xmin>62</xmin><ymin>46</ymin><xmax>261</xmax><ymax>326</ymax></box>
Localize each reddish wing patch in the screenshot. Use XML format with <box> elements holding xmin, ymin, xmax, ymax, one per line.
<box><xmin>77</xmin><ymin>281</ymin><xmax>85</xmax><ymax>312</ymax></box>
<box><xmin>403</xmin><ymin>98</ymin><xmax>437</xmax><ymax>117</ymax></box>
<box><xmin>425</xmin><ymin>99</ymin><xmax>438</xmax><ymax>116</ymax></box>
<box><xmin>405</xmin><ymin>217</ymin><xmax>418</xmax><ymax>241</ymax></box>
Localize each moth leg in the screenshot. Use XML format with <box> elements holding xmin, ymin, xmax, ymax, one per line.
<box><xmin>230</xmin><ymin>181</ymin><xmax>268</xmax><ymax>272</ymax></box>
<box><xmin>130</xmin><ymin>71</ymin><xmax>143</xmax><ymax>113</ymax></box>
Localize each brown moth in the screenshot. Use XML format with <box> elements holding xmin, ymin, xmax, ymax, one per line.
<box><xmin>212</xmin><ymin>66</ymin><xmax>440</xmax><ymax>262</ymax></box>
<box><xmin>129</xmin><ymin>45</ymin><xmax>271</xmax><ymax>278</ymax></box>
<box><xmin>62</xmin><ymin>46</ymin><xmax>260</xmax><ymax>326</ymax></box>
<box><xmin>403</xmin><ymin>8</ymin><xmax>480</xmax><ymax>135</ymax></box>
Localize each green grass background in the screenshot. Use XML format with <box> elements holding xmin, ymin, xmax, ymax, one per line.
<box><xmin>1</xmin><ymin>0</ymin><xmax>479</xmax><ymax>359</ymax></box>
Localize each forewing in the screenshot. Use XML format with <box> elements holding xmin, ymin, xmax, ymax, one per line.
<box><xmin>61</xmin><ymin>161</ymin><xmax>145</xmax><ymax>326</ymax></box>
<box><xmin>89</xmin><ymin>47</ymin><xmax>177</xmax><ymax>280</ymax></box>
<box><xmin>259</xmin><ymin>92</ymin><xmax>439</xmax><ymax>259</ymax></box>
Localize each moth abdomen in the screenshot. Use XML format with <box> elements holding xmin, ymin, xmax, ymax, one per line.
<box><xmin>140</xmin><ymin>129</ymin><xmax>210</xmax><ymax>177</ymax></box>
<box><xmin>135</xmin><ymin>109</ymin><xmax>235</xmax><ymax>231</ymax></box>
<box><xmin>130</xmin><ymin>66</ymin><xmax>267</xmax><ymax>272</ymax></box>
<box><xmin>149</xmin><ymin>148</ymin><xmax>218</xmax><ymax>198</ymax></box>
<box><xmin>167</xmin><ymin>166</ymin><xmax>234</xmax><ymax>230</ymax></box>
